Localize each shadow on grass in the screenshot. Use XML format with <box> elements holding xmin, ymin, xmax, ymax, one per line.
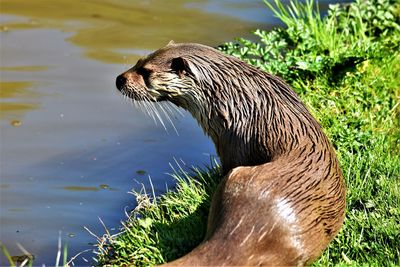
<box><xmin>154</xmin><ymin>200</ymin><xmax>210</xmax><ymax>262</ymax></box>
<box><xmin>155</xmin><ymin>165</ymin><xmax>222</xmax><ymax>263</ymax></box>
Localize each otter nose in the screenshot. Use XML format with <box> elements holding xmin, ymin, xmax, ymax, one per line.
<box><xmin>116</xmin><ymin>74</ymin><xmax>127</xmax><ymax>90</ymax></box>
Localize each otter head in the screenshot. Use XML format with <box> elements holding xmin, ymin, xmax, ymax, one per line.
<box><xmin>116</xmin><ymin>42</ymin><xmax>212</xmax><ymax>110</ymax></box>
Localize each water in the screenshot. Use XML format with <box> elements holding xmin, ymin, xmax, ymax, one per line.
<box><xmin>0</xmin><ymin>0</ymin><xmax>337</xmax><ymax>265</ymax></box>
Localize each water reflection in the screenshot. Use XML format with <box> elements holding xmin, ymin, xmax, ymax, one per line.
<box><xmin>0</xmin><ymin>81</ymin><xmax>40</xmax><ymax>119</ymax></box>
<box><xmin>60</xmin><ymin>186</ymin><xmax>102</xmax><ymax>192</ymax></box>
<box><xmin>1</xmin><ymin>0</ymin><xmax>262</xmax><ymax>63</ymax></box>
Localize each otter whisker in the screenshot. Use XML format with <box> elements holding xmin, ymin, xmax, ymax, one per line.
<box><xmin>145</xmin><ymin>98</ymin><xmax>168</xmax><ymax>132</ymax></box>
<box><xmin>157</xmin><ymin>102</ymin><xmax>179</xmax><ymax>135</ymax></box>
<box><xmin>122</xmin><ymin>94</ymin><xmax>137</xmax><ymax>111</ymax></box>
<box><xmin>141</xmin><ymin>101</ymin><xmax>157</xmax><ymax>123</ymax></box>
<box><xmin>142</xmin><ymin>99</ymin><xmax>158</xmax><ymax>125</ymax></box>
<box><xmin>126</xmin><ymin>97</ymin><xmax>144</xmax><ymax>120</ymax></box>
<box><xmin>164</xmin><ymin>101</ymin><xmax>185</xmax><ymax>119</ymax></box>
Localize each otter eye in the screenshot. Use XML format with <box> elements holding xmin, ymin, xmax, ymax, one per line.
<box><xmin>137</xmin><ymin>67</ymin><xmax>151</xmax><ymax>80</ymax></box>
<box><xmin>136</xmin><ymin>67</ymin><xmax>152</xmax><ymax>88</ymax></box>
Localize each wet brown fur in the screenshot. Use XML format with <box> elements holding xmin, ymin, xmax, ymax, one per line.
<box><xmin>116</xmin><ymin>42</ymin><xmax>346</xmax><ymax>266</ymax></box>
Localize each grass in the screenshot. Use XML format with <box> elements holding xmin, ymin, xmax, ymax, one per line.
<box><xmin>95</xmin><ymin>0</ymin><xmax>400</xmax><ymax>266</ymax></box>
<box><xmin>95</xmin><ymin>164</ymin><xmax>222</xmax><ymax>265</ymax></box>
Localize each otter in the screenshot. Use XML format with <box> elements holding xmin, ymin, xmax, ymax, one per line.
<box><xmin>115</xmin><ymin>42</ymin><xmax>346</xmax><ymax>266</ymax></box>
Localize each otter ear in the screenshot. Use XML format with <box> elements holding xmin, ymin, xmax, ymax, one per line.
<box><xmin>167</xmin><ymin>40</ymin><xmax>175</xmax><ymax>46</ymax></box>
<box><xmin>171</xmin><ymin>57</ymin><xmax>198</xmax><ymax>79</ymax></box>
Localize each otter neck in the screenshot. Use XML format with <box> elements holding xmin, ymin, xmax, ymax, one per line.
<box><xmin>183</xmin><ymin>71</ymin><xmax>323</xmax><ymax>175</ymax></box>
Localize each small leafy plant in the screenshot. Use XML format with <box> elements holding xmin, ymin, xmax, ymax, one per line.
<box><xmin>219</xmin><ymin>0</ymin><xmax>400</xmax><ymax>84</ymax></box>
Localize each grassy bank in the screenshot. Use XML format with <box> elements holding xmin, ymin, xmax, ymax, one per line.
<box><xmin>95</xmin><ymin>0</ymin><xmax>400</xmax><ymax>266</ymax></box>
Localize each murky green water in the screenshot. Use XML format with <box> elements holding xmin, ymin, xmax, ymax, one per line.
<box><xmin>0</xmin><ymin>0</ymin><xmax>336</xmax><ymax>265</ymax></box>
